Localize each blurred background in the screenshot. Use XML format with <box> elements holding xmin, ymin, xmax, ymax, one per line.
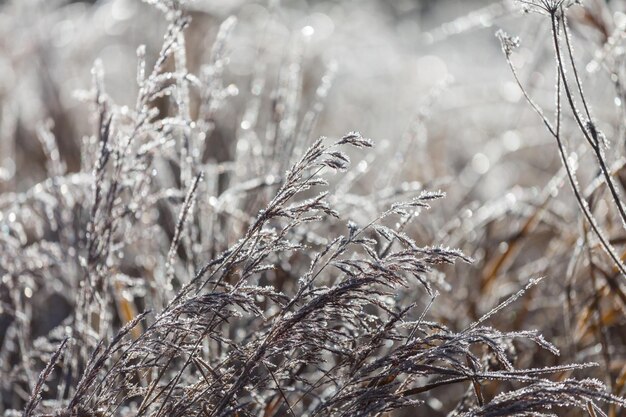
<box><xmin>0</xmin><ymin>0</ymin><xmax>532</xmax><ymax>190</ymax></box>
<box><xmin>2</xmin><ymin>0</ymin><xmax>624</xmax><ymax>196</ymax></box>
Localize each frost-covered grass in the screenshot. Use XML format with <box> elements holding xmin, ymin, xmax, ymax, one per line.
<box><xmin>1</xmin><ymin>0</ymin><xmax>626</xmax><ymax>416</ymax></box>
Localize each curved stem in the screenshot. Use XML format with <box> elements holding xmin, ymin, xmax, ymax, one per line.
<box><xmin>550</xmin><ymin>12</ymin><xmax>626</xmax><ymax>231</ymax></box>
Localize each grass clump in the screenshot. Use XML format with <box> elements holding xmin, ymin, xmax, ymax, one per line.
<box><xmin>1</xmin><ymin>0</ymin><xmax>626</xmax><ymax>416</ymax></box>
